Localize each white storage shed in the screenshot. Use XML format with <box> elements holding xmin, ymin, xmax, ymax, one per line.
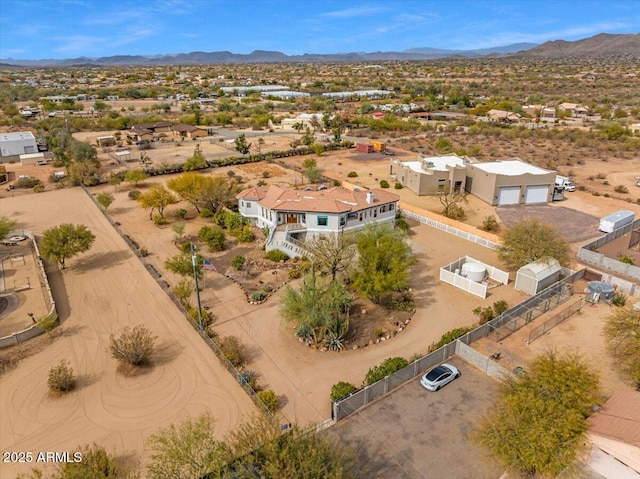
<box><xmin>515</xmin><ymin>258</ymin><xmax>561</xmax><ymax>296</ymax></box>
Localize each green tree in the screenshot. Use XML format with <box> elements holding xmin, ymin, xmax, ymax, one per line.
<box><xmin>167</xmin><ymin>171</ymin><xmax>206</xmax><ymax>213</ymax></box>
<box><xmin>353</xmin><ymin>224</ymin><xmax>414</xmax><ymax>303</ymax></box>
<box><xmin>497</xmin><ymin>218</ymin><xmax>569</xmax><ymax>269</ymax></box>
<box><xmin>331</xmin><ymin>381</ymin><xmax>357</xmax><ymax>401</ymax></box>
<box><xmin>165</xmin><ymin>253</ymin><xmax>203</xmax><ymax>279</ymax></box>
<box><xmin>604</xmin><ymin>305</ymin><xmax>640</xmax><ymax>388</ymax></box>
<box><xmin>434</xmin><ymin>137</ymin><xmax>453</xmax><ymax>153</ymax></box>
<box><xmin>234</xmin><ymin>133</ymin><xmax>251</xmax><ymax>156</ymax></box>
<box><xmin>54</xmin><ymin>443</ymin><xmax>138</xmax><ymax>479</ymax></box>
<box><xmin>67</xmin><ymin>160</ymin><xmax>99</xmax><ymax>186</ymax></box>
<box><xmin>40</xmin><ymin>223</ymin><xmax>95</xmax><ymax>269</ymax></box>
<box><xmin>304</xmin><ymin>165</ymin><xmax>323</xmax><ymax>184</ymax></box>
<box><xmin>147</xmin><ymin>414</ymin><xmax>227</xmax><ymax>479</ymax></box>
<box><xmin>281</xmin><ymin>272</ymin><xmax>351</xmax><ymax>345</ymax></box>
<box><xmin>96</xmin><ymin>192</ymin><xmax>115</xmax><ymax>211</ymax></box>
<box><xmin>93</xmin><ymin>100</ymin><xmax>111</xmax><ymax>112</ymax></box>
<box><xmin>172</xmin><ymin>221</ymin><xmax>186</xmax><ymax>241</ymax></box>
<box><xmin>476</xmin><ymin>351</ymin><xmax>600</xmax><ymax>477</ymax></box>
<box><xmin>172</xmin><ymin>278</ymin><xmax>193</xmax><ymax>307</ymax></box>
<box><xmin>183</xmin><ymin>143</ymin><xmax>208</xmax><ymax>171</ymax></box>
<box><xmin>108</xmin><ymin>325</ymin><xmax>157</xmax><ymax>367</ymax></box>
<box><xmin>195</xmin><ymin>176</ymin><xmax>240</xmax><ymax>213</ymax></box>
<box><xmin>198</xmin><ymin>225</ymin><xmax>226</xmax><ymax>252</ymax></box>
<box><xmin>305</xmin><ymin>233</ymin><xmax>356</xmax><ymax>281</ymax></box>
<box><xmin>136</xmin><ymin>185</ymin><xmax>177</xmax><ymax>219</ymax></box>
<box><xmin>124</xmin><ymin>169</ymin><xmax>149</xmax><ymax>187</ymax></box>
<box><xmin>0</xmin><ymin>216</ymin><xmax>16</xmax><ymax>240</ymax></box>
<box><xmin>70</xmin><ymin>141</ymin><xmax>98</xmax><ymax>164</ymax></box>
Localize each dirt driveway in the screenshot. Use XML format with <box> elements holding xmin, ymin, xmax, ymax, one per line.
<box><xmin>0</xmin><ymin>189</ymin><xmax>256</xmax><ymax>478</ymax></box>
<box><xmin>329</xmin><ymin>358</ymin><xmax>503</xmax><ymax>479</ymax></box>
<box><xmin>496</xmin><ymin>203</ymin><xmax>600</xmax><ymax>243</ymax></box>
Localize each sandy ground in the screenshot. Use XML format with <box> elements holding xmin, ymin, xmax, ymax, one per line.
<box><xmin>472</xmin><ymin>294</ymin><xmax>635</xmax><ymax>397</ymax></box>
<box><xmin>0</xmin><ymin>190</ymin><xmax>256</xmax><ymax>478</ymax></box>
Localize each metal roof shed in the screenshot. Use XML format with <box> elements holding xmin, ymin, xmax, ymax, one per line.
<box><xmin>515</xmin><ymin>258</ymin><xmax>561</xmax><ymax>295</ymax></box>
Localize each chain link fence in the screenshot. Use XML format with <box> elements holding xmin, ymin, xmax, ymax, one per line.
<box><xmin>527</xmin><ymin>297</ymin><xmax>583</xmax><ymax>344</ymax></box>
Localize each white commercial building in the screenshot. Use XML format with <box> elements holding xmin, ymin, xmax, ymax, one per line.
<box><xmin>0</xmin><ymin>131</ymin><xmax>38</xmax><ymax>157</ymax></box>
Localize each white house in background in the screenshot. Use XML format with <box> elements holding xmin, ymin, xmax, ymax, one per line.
<box><xmin>276</xmin><ymin>113</ymin><xmax>325</xmax><ymax>132</ymax></box>
<box><xmin>0</xmin><ymin>131</ymin><xmax>38</xmax><ymax>158</ymax></box>
<box><xmin>237</xmin><ymin>185</ymin><xmax>399</xmax><ymax>257</ymax></box>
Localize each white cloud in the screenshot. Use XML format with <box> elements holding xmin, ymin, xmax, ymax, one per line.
<box><xmin>322</xmin><ymin>5</ymin><xmax>389</xmax><ymax>18</ymax></box>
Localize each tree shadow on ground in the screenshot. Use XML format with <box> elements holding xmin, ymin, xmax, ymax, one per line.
<box><xmin>71</xmin><ymin>249</ymin><xmax>130</xmax><ymax>274</ymax></box>
<box><xmin>45</xmin><ymin>259</ymin><xmax>71</xmax><ymax>323</ymax></box>
<box><xmin>152</xmin><ymin>339</ymin><xmax>183</xmax><ymax>367</ymax></box>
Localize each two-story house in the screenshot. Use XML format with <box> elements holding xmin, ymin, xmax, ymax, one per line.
<box><xmin>237</xmin><ymin>185</ymin><xmax>399</xmax><ymax>257</ymax></box>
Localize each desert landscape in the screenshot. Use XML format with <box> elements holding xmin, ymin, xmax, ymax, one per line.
<box><xmin>1</xmin><ymin>30</ymin><xmax>640</xmax><ymax>478</ymax></box>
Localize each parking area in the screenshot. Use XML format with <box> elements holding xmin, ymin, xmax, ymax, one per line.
<box><xmin>328</xmin><ymin>358</ymin><xmax>504</xmax><ymax>479</ymax></box>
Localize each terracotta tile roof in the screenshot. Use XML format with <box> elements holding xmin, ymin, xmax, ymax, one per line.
<box><xmin>588</xmin><ymin>390</ymin><xmax>640</xmax><ymax>445</ymax></box>
<box><xmin>133</xmin><ymin>121</ymin><xmax>172</xmax><ymax>130</ymax></box>
<box><xmin>237</xmin><ymin>185</ymin><xmax>399</xmax><ymax>214</ymax></box>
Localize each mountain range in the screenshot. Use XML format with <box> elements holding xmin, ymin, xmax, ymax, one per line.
<box><xmin>1</xmin><ymin>33</ymin><xmax>638</xmax><ymax>67</ymax></box>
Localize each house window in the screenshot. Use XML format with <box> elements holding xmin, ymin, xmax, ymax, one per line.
<box><xmin>317</xmin><ymin>216</ymin><xmax>328</xmax><ymax>226</ymax></box>
<box><xmin>340</xmin><ymin>215</ymin><xmax>346</xmax><ymax>226</ymax></box>
<box><xmin>245</xmin><ymin>201</ymin><xmax>252</xmax><ymax>208</ymax></box>
<box><xmin>390</xmin><ymin>203</ymin><xmax>395</xmax><ymax>211</ymax></box>
<box><xmin>380</xmin><ymin>205</ymin><xmax>386</xmax><ymax>213</ymax></box>
<box><xmin>302</xmin><ymin>213</ymin><xmax>306</xmax><ymax>223</ymax></box>
<box><xmin>373</xmin><ymin>209</ymin><xmax>377</xmax><ymax>218</ymax></box>
<box><xmin>359</xmin><ymin>213</ymin><xmax>363</xmax><ymax>221</ymax></box>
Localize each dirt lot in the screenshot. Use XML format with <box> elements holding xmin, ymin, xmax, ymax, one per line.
<box><xmin>0</xmin><ymin>190</ymin><xmax>256</xmax><ymax>478</ymax></box>
<box><xmin>329</xmin><ymin>358</ymin><xmax>503</xmax><ymax>479</ymax></box>
<box><xmin>496</xmin><ymin>204</ymin><xmax>601</xmax><ymax>243</ymax></box>
<box><xmin>472</xmin><ymin>291</ymin><xmax>636</xmax><ymax>397</ymax></box>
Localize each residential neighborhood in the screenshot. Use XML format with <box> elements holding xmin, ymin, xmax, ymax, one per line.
<box><xmin>1</xmin><ymin>10</ymin><xmax>640</xmax><ymax>478</ymax></box>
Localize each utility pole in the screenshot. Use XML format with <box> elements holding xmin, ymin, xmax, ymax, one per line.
<box><xmin>190</xmin><ymin>243</ymin><xmax>204</xmax><ymax>331</ymax></box>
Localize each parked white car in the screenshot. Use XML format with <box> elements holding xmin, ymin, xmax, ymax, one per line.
<box><xmin>420</xmin><ymin>363</ymin><xmax>460</xmax><ymax>391</ymax></box>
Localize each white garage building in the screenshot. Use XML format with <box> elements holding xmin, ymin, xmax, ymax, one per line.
<box><xmin>0</xmin><ymin>131</ymin><xmax>38</xmax><ymax>158</ymax></box>
<box><xmin>464</xmin><ymin>160</ymin><xmax>556</xmax><ymax>206</ymax></box>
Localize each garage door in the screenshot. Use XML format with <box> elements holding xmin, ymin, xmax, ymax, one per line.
<box><xmin>497</xmin><ymin>186</ymin><xmax>521</xmax><ymax>205</ymax></box>
<box><xmin>524</xmin><ymin>185</ymin><xmax>549</xmax><ymax>204</ymax></box>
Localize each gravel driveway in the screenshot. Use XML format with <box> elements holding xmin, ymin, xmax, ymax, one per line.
<box><xmin>496</xmin><ymin>204</ymin><xmax>599</xmax><ymax>243</ymax></box>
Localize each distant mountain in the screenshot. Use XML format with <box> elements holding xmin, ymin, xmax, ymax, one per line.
<box><xmin>405</xmin><ymin>43</ymin><xmax>537</xmax><ymax>56</ymax></box>
<box><xmin>0</xmin><ymin>43</ymin><xmax>538</xmax><ymax>67</ymax></box>
<box><xmin>2</xmin><ymin>34</ymin><xmax>638</xmax><ymax>66</ymax></box>
<box><xmin>516</xmin><ymin>33</ymin><xmax>640</xmax><ymax>57</ymax></box>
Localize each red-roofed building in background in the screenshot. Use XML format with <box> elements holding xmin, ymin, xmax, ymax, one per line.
<box><xmin>237</xmin><ymin>185</ymin><xmax>399</xmax><ymax>257</ymax></box>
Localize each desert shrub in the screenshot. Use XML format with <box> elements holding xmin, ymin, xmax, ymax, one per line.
<box><xmin>330</xmin><ymin>381</ymin><xmax>357</xmax><ymax>402</ymax></box>
<box><xmin>383</xmin><ymin>292</ymin><xmax>414</xmax><ymax>311</ymax></box>
<box><xmin>263</xmin><ymin>285</ymin><xmax>273</xmax><ymax>293</ymax></box>
<box><xmin>374</xmin><ymin>327</ymin><xmax>386</xmax><ymax>339</ymax></box>
<box><xmin>48</xmin><ymin>359</ymin><xmax>75</xmax><ymax>392</ymax></box>
<box><xmin>347</xmin><ymin>171</ymin><xmax>358</xmax><ymax>178</ymax></box>
<box><xmin>175</xmin><ymin>208</ymin><xmax>187</xmax><ymax>219</ymax></box>
<box><xmin>614</xmin><ymin>185</ymin><xmax>629</xmax><ymax>194</ymax></box>
<box><xmin>266</xmin><ymin>249</ymin><xmax>289</xmax><ymax>262</ymax></box>
<box><xmin>217</xmin><ymin>335</ymin><xmax>246</xmax><ymax>368</ymax></box>
<box><xmin>128</xmin><ymin>189</ymin><xmax>141</xmax><ymax>200</ymax></box>
<box><xmin>237</xmin><ymin>370</ymin><xmax>259</xmax><ymax>390</ymax></box>
<box><xmin>364</xmin><ymin>357</ymin><xmax>409</xmax><ymax>385</ymax></box>
<box><xmin>199</xmin><ymin>208</ymin><xmax>213</xmax><ymax>218</ymax></box>
<box><xmin>257</xmin><ymin>179</ymin><xmax>267</xmax><ymax>187</ymax></box>
<box><xmin>223</xmin><ymin>211</ymin><xmax>246</xmax><ymax>231</ymax></box>
<box><xmin>619</xmin><ymin>255</ymin><xmax>634</xmax><ymax>265</ymax></box>
<box><xmin>233</xmin><ymin>225</ymin><xmax>255</xmax><ymax>243</ymax></box>
<box><xmin>37</xmin><ymin>313</ymin><xmax>58</xmax><ymax>333</ymax></box>
<box><xmin>379</xmin><ymin>180</ymin><xmax>390</xmax><ymax>188</ymax></box>
<box><xmin>473</xmin><ymin>306</ymin><xmax>496</xmax><ymax>324</ymax></box>
<box><xmin>482</xmin><ymin>215</ymin><xmax>500</xmax><ymax>232</ymax></box>
<box><xmin>188</xmin><ymin>307</ymin><xmax>214</xmax><ymax>328</ymax></box>
<box><xmin>288</xmin><ymin>268</ymin><xmax>302</xmax><ymax>279</ymax></box>
<box><xmin>153</xmin><ymin>214</ymin><xmax>168</xmax><ymax>226</ymax></box>
<box><xmin>258</xmin><ymin>389</ymin><xmax>279</xmax><ymax>412</ymax></box>
<box><xmin>333</xmin><ymin>179</ymin><xmax>341</xmax><ymax>187</ymax></box>
<box><xmin>445</xmin><ymin>204</ymin><xmax>465</xmax><ymax>220</ymax></box>
<box><xmin>395</xmin><ymin>217</ymin><xmax>410</xmax><ymax>232</ymax></box>
<box><xmin>604</xmin><ymin>193</ymin><xmax>610</xmax><ymax>198</ymax></box>
<box><xmin>493</xmin><ymin>300</ymin><xmax>509</xmax><ymax>316</ymax></box>
<box><xmin>231</xmin><ymin>255</ymin><xmax>246</xmax><ymax>270</ymax></box>
<box><xmin>15</xmin><ymin>176</ymin><xmax>41</xmax><ymax>189</ymax></box>
<box><xmin>251</xmin><ymin>291</ymin><xmax>266</xmax><ymax>302</ymax></box>
<box><xmin>199</xmin><ymin>225</ymin><xmax>226</xmax><ymax>252</ymax></box>
<box><xmin>261</xmin><ymin>170</ymin><xmax>270</xmax><ymax>178</ymax></box>
<box><xmin>108</xmin><ymin>325</ymin><xmax>157</xmax><ymax>367</ymax></box>
<box><xmin>611</xmin><ymin>291</ymin><xmax>627</xmax><ymax>307</ymax></box>
<box><xmin>428</xmin><ymin>327</ymin><xmax>472</xmax><ymax>352</ymax></box>
<box><xmin>295</xmin><ymin>323</ymin><xmax>313</xmax><ymax>341</ymax></box>
<box><xmin>394</xmin><ymin>182</ymin><xmax>403</xmax><ymax>189</ymax></box>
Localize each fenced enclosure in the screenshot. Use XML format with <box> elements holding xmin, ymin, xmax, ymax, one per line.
<box><xmin>487</xmin><ymin>270</ymin><xmax>581</xmax><ymax>342</ymax></box>
<box><xmin>527</xmin><ymin>297</ymin><xmax>583</xmax><ymax>344</ymax></box>
<box><xmin>332</xmin><ymin>269</ymin><xmax>585</xmax><ymax>421</ymax></box>
<box><xmin>578</xmin><ymin>217</ymin><xmax>640</xmax><ymax>281</ymax></box>
<box><xmin>332</xmin><ymin>341</ymin><xmax>458</xmax><ymax>421</ymax></box>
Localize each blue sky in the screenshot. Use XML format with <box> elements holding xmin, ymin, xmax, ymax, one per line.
<box><xmin>1</xmin><ymin>0</ymin><xmax>638</xmax><ymax>60</ymax></box>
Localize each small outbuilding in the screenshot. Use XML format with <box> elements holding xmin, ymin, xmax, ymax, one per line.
<box><xmin>1</xmin><ymin>131</ymin><xmax>38</xmax><ymax>157</ymax></box>
<box><xmin>514</xmin><ymin>258</ymin><xmax>561</xmax><ymax>295</ymax></box>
